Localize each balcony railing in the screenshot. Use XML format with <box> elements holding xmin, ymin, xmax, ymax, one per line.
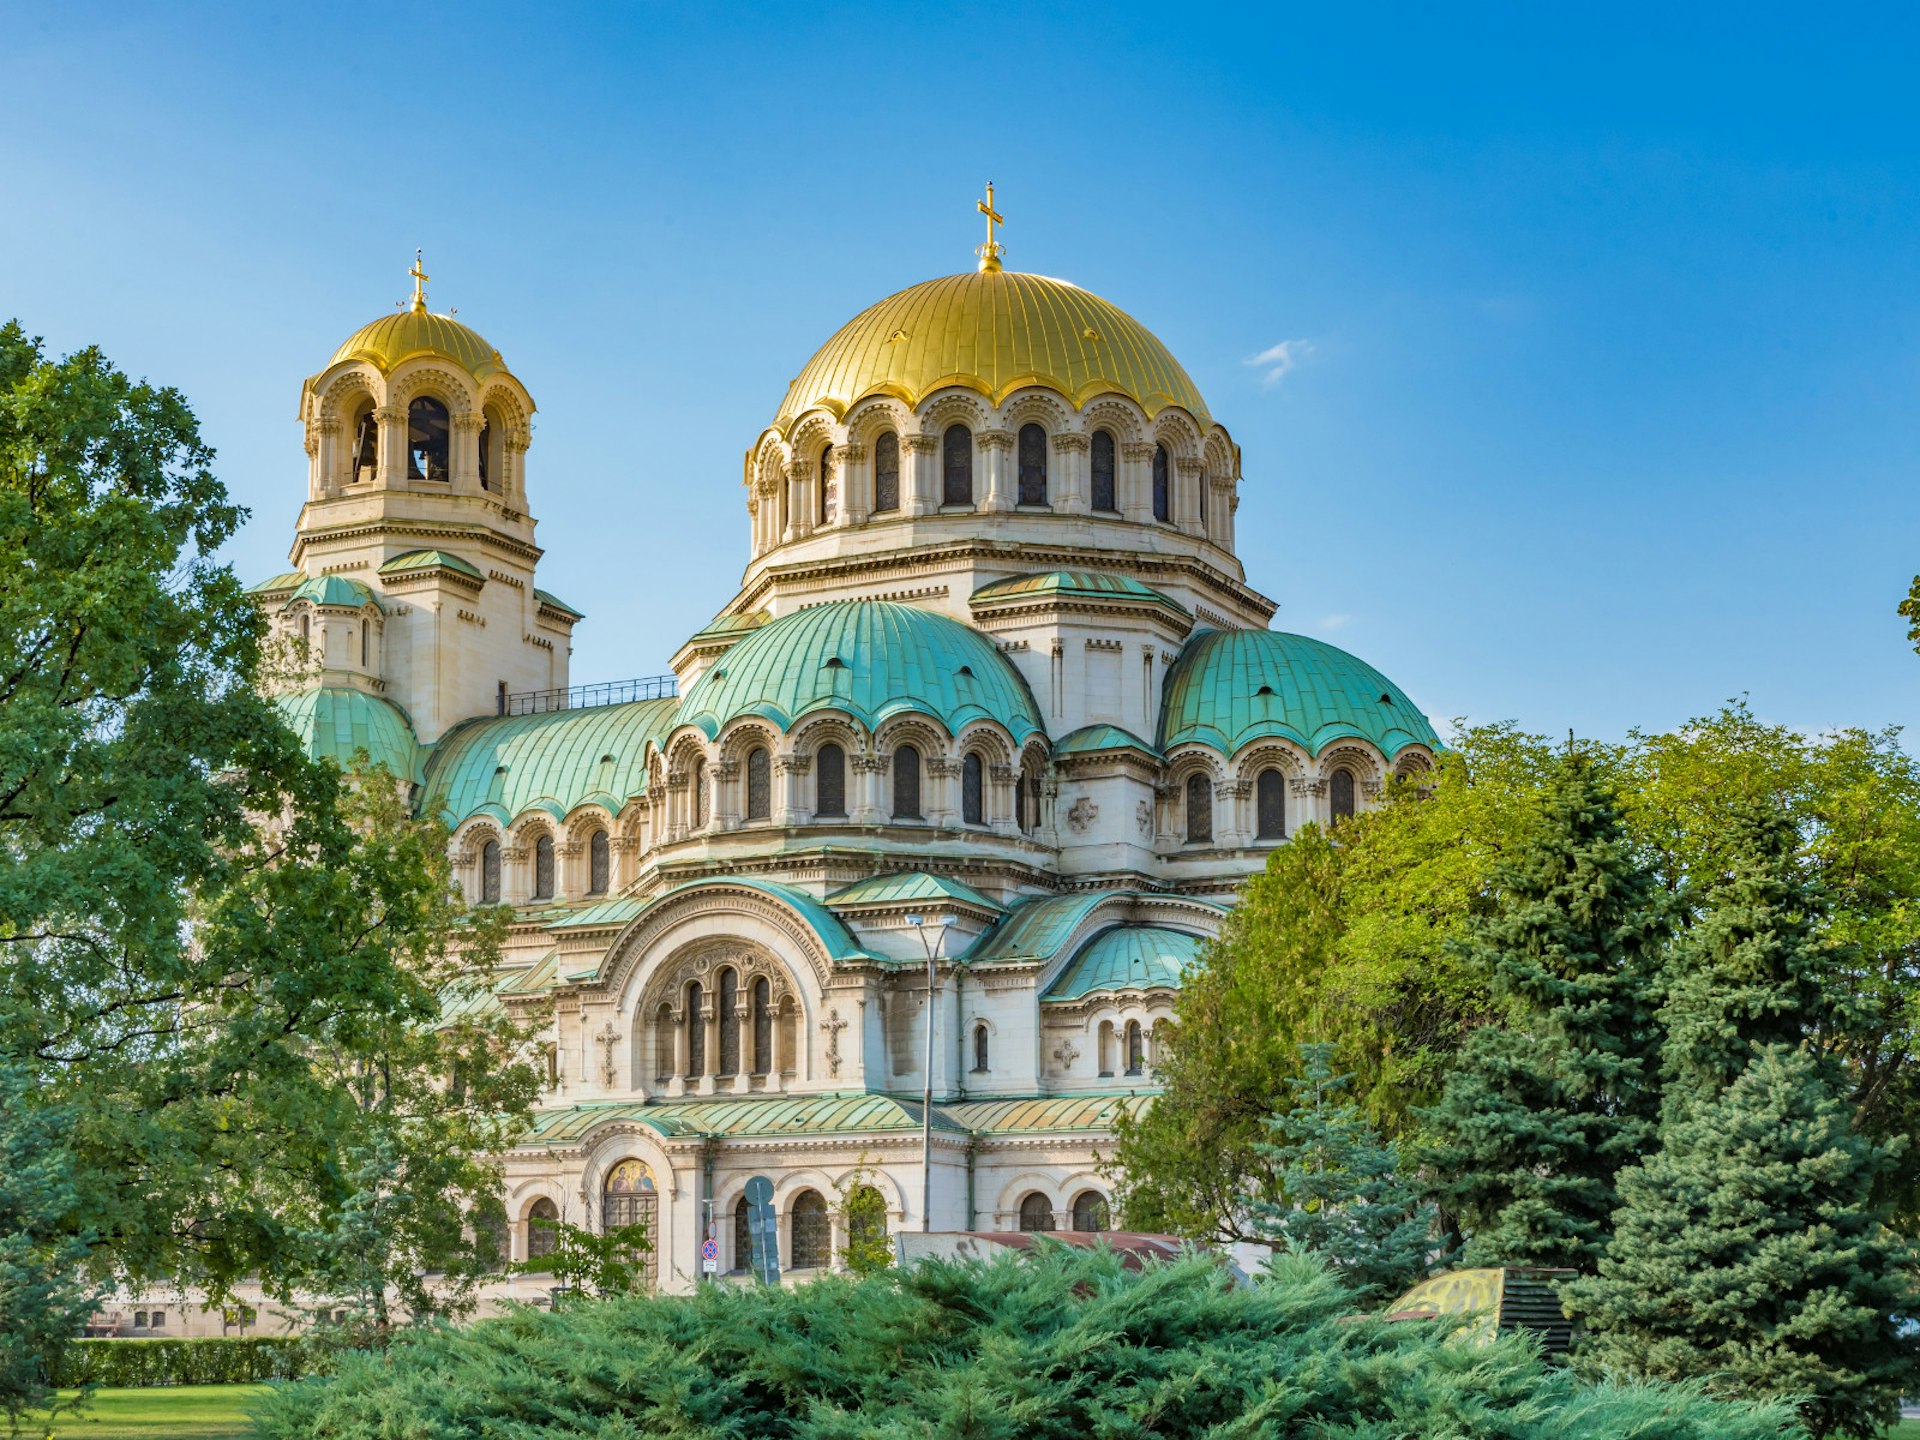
<box><xmin>501</xmin><ymin>675</ymin><xmax>678</xmax><ymax>716</ymax></box>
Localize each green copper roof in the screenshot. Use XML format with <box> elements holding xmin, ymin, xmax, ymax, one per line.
<box><xmin>281</xmin><ymin>574</ymin><xmax>382</xmax><ymax>612</ymax></box>
<box><xmin>379</xmin><ymin>549</ymin><xmax>484</xmax><ymax>580</ymax></box>
<box><xmin>274</xmin><ymin>686</ymin><xmax>423</xmax><ymax>784</ymax></box>
<box><xmin>1043</xmin><ymin>925</ymin><xmax>1206</xmax><ymax>1002</ymax></box>
<box><xmin>676</xmin><ymin>600</ymin><xmax>1045</xmax><ymax>743</ymax></box>
<box><xmin>964</xmin><ymin>892</ymin><xmax>1115</xmax><ymax>965</ymax></box>
<box><xmin>1159</xmin><ymin>629</ymin><xmax>1439</xmax><ymax>759</ymax></box>
<box><xmin>970</xmin><ymin>570</ymin><xmax>1190</xmax><ymax>617</ymax></box>
<box><xmin>689</xmin><ymin>609</ymin><xmax>771</xmax><ymax>641</ymax></box>
<box><xmin>829</xmin><ymin>872</ymin><xmax>1005</xmax><ymax>913</ymax></box>
<box><xmin>1053</xmin><ymin>724</ymin><xmax>1160</xmax><ymax>758</ymax></box>
<box><xmin>520</xmin><ymin>1092</ymin><xmax>963</xmax><ymax>1146</ymax></box>
<box><xmin>533</xmin><ymin>587</ymin><xmax>584</xmax><ymax>619</ymax></box>
<box><xmin>941</xmin><ymin>1094</ymin><xmax>1155</xmax><ymax>1134</ymax></box>
<box><xmin>248</xmin><ymin>571</ymin><xmax>303</xmax><ymax>596</ymax></box>
<box><xmin>420</xmin><ymin>696</ymin><xmax>678</xmax><ymax>828</ymax></box>
<box><xmin>542</xmin><ymin>897</ymin><xmax>645</xmax><ymax>930</ymax></box>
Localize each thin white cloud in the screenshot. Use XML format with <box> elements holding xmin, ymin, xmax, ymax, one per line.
<box><xmin>1244</xmin><ymin>338</ymin><xmax>1313</xmax><ymax>388</ymax></box>
<box><xmin>1317</xmin><ymin>613</ymin><xmax>1353</xmax><ymax>632</ymax></box>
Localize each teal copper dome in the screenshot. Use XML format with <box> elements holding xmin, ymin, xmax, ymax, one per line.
<box><xmin>274</xmin><ymin>686</ymin><xmax>422</xmax><ymax>784</ymax></box>
<box><xmin>676</xmin><ymin>600</ymin><xmax>1044</xmax><ymax>743</ymax></box>
<box><xmin>1159</xmin><ymin>629</ymin><xmax>1438</xmax><ymax>759</ymax></box>
<box><xmin>281</xmin><ymin>574</ymin><xmax>382</xmax><ymax>611</ymax></box>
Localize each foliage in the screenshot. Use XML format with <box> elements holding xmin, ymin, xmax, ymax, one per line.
<box><xmin>1900</xmin><ymin>575</ymin><xmax>1920</xmax><ymax>657</ymax></box>
<box><xmin>255</xmin><ymin>1246</ymin><xmax>1801</xmax><ymax>1440</ymax></box>
<box><xmin>49</xmin><ymin>1339</ymin><xmax>321</xmax><ymax>1388</ymax></box>
<box><xmin>835</xmin><ymin>1160</ymin><xmax>893</xmax><ymax>1276</ymax></box>
<box><xmin>1245</xmin><ymin>1045</ymin><xmax>1445</xmax><ymax>1305</ymax></box>
<box><xmin>0</xmin><ymin>323</ymin><xmax>541</xmax><ymax>1406</ymax></box>
<box><xmin>514</xmin><ymin>1216</ymin><xmax>653</xmax><ymax>1301</ymax></box>
<box><xmin>1569</xmin><ymin>1045</ymin><xmax>1920</xmax><ymax>1440</ymax></box>
<box><xmin>1419</xmin><ymin>757</ymin><xmax>1670</xmax><ymax>1270</ymax></box>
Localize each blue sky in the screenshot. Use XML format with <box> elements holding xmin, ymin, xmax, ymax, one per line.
<box><xmin>5</xmin><ymin>2</ymin><xmax>1917</xmax><ymax>742</ymax></box>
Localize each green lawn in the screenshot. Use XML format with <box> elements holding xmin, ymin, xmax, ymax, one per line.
<box><xmin>30</xmin><ymin>1385</ymin><xmax>269</xmax><ymax>1440</ymax></box>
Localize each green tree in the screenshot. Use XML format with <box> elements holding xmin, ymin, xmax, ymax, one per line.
<box><xmin>1569</xmin><ymin>1045</ymin><xmax>1919</xmax><ymax>1439</ymax></box>
<box><xmin>836</xmin><ymin>1160</ymin><xmax>893</xmax><ymax>1276</ymax></box>
<box><xmin>0</xmin><ymin>1066</ymin><xmax>94</xmax><ymax>1425</ymax></box>
<box><xmin>1660</xmin><ymin>806</ymin><xmax>1838</xmax><ymax>1100</ymax></box>
<box><xmin>1419</xmin><ymin>757</ymin><xmax>1670</xmax><ymax>1270</ymax></box>
<box><xmin>1898</xmin><ymin>575</ymin><xmax>1920</xmax><ymax>656</ymax></box>
<box><xmin>1247</xmin><ymin>1044</ymin><xmax>1445</xmax><ymax>1305</ymax></box>
<box><xmin>516</xmin><ymin>1215</ymin><xmax>654</xmax><ymax>1302</ymax></box>
<box><xmin>0</xmin><ymin>323</ymin><xmax>539</xmax><ymax>1404</ymax></box>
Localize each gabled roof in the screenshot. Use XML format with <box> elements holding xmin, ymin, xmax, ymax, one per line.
<box><xmin>1042</xmin><ymin>925</ymin><xmax>1206</xmax><ymax>1002</ymax></box>
<box><xmin>1052</xmin><ymin>724</ymin><xmax>1160</xmax><ymax>759</ymax></box>
<box><xmin>1160</xmin><ymin>629</ymin><xmax>1440</xmax><ymax>759</ymax></box>
<box><xmin>379</xmin><ymin>549</ymin><xmax>484</xmax><ymax>581</ymax></box>
<box><xmin>941</xmin><ymin>1094</ymin><xmax>1155</xmax><ymax>1134</ymax></box>
<box><xmin>970</xmin><ymin>570</ymin><xmax>1190</xmax><ymax>619</ymax></box>
<box><xmin>282</xmin><ymin>574</ymin><xmax>381</xmax><ymax>612</ymax></box>
<box><xmin>542</xmin><ymin>897</ymin><xmax>645</xmax><ymax>930</ymax></box>
<box><xmin>829</xmin><ymin>872</ymin><xmax>1005</xmax><ymax>914</ymax></box>
<box><xmin>533</xmin><ymin>587</ymin><xmax>584</xmax><ymax>620</ymax></box>
<box><xmin>420</xmin><ymin>696</ymin><xmax>677</xmax><ymax>829</ymax></box>
<box><xmin>520</xmin><ymin>1092</ymin><xmax>964</xmax><ymax>1145</ymax></box>
<box><xmin>963</xmin><ymin>891</ymin><xmax>1227</xmax><ymax>969</ymax></box>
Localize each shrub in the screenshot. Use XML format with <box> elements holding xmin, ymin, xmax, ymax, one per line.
<box><xmin>50</xmin><ymin>1337</ymin><xmax>323</xmax><ymax>1388</ymax></box>
<box><xmin>257</xmin><ymin>1246</ymin><xmax>1804</xmax><ymax>1439</ymax></box>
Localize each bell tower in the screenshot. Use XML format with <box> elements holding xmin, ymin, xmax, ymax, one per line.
<box><xmin>260</xmin><ymin>257</ymin><xmax>582</xmax><ymax>742</ymax></box>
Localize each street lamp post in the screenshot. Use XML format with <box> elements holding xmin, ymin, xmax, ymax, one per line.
<box><xmin>906</xmin><ymin>911</ymin><xmax>957</xmax><ymax>1233</ymax></box>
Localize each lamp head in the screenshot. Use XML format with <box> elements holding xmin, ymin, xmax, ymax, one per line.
<box><xmin>939</xmin><ymin>913</ymin><xmax>958</xmax><ymax>928</ymax></box>
<box><xmin>905</xmin><ymin>913</ymin><xmax>925</xmax><ymax>928</ymax></box>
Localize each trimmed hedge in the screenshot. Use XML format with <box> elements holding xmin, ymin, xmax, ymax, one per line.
<box><xmin>51</xmin><ymin>1337</ymin><xmax>324</xmax><ymax>1388</ymax></box>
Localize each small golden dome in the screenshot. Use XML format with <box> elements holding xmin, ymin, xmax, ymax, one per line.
<box><xmin>774</xmin><ymin>270</ymin><xmax>1211</xmax><ymax>433</ymax></box>
<box><xmin>327</xmin><ymin>308</ymin><xmax>507</xmax><ymax>381</ymax></box>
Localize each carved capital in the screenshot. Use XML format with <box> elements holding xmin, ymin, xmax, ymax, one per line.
<box><xmin>315</xmin><ymin>416</ymin><xmax>341</xmax><ymax>435</ymax></box>
<box><xmin>787</xmin><ymin>460</ymin><xmax>815</xmax><ymax>482</ymax></box>
<box><xmin>977</xmin><ymin>428</ymin><xmax>1014</xmax><ymax>453</ymax></box>
<box><xmin>502</xmin><ymin>846</ymin><xmax>529</xmax><ymax>863</ymax></box>
<box><xmin>453</xmin><ymin>410</ymin><xmax>484</xmax><ymax>434</ymax></box>
<box><xmin>1291</xmin><ymin>778</ymin><xmax>1327</xmax><ymax>798</ymax></box>
<box><xmin>1051</xmin><ymin>432</ymin><xmax>1090</xmax><ymax>453</ymax></box>
<box><xmin>852</xmin><ymin>754</ymin><xmax>890</xmax><ymax>773</ymax></box>
<box><xmin>1121</xmin><ymin>441</ymin><xmax>1156</xmax><ymax>462</ymax></box>
<box><xmin>715</xmin><ymin>760</ymin><xmax>740</xmax><ymax>781</ymax></box>
<box><xmin>1218</xmin><ymin>780</ymin><xmax>1251</xmax><ymax>800</ymax></box>
<box><xmin>989</xmin><ymin>764</ymin><xmax>1016</xmax><ymax>784</ymax></box>
<box><xmin>904</xmin><ymin>433</ymin><xmax>939</xmax><ymax>454</ymax></box>
<box><xmin>775</xmin><ymin>754</ymin><xmax>811</xmax><ymax>775</ymax></box>
<box><xmin>374</xmin><ymin>406</ymin><xmax>403</xmax><ymax>424</ymax></box>
<box><xmin>1175</xmin><ymin>456</ymin><xmax>1204</xmax><ymax>476</ymax></box>
<box><xmin>836</xmin><ymin>443</ymin><xmax>868</xmax><ymax>463</ymax></box>
<box><xmin>557</xmin><ymin>841</ymin><xmax>583</xmax><ymax>859</ymax></box>
<box><xmin>926</xmin><ymin>757</ymin><xmax>962</xmax><ymax>778</ymax></box>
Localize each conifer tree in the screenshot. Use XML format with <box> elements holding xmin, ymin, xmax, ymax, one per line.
<box><xmin>1569</xmin><ymin>1045</ymin><xmax>1918</xmax><ymax>1439</ymax></box>
<box><xmin>1660</xmin><ymin>806</ymin><xmax>1836</xmax><ymax>1102</ymax></box>
<box><xmin>1420</xmin><ymin>756</ymin><xmax>1670</xmax><ymax>1270</ymax></box>
<box><xmin>1247</xmin><ymin>1044</ymin><xmax>1445</xmax><ymax>1305</ymax></box>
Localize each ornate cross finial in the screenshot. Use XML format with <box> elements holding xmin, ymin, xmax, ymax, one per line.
<box><xmin>597</xmin><ymin>1020</ymin><xmax>620</xmax><ymax>1087</ymax></box>
<box><xmin>408</xmin><ymin>249</ymin><xmax>430</xmax><ymax>312</ymax></box>
<box><xmin>975</xmin><ymin>182</ymin><xmax>1004</xmax><ymax>273</ymax></box>
<box><xmin>820</xmin><ymin>1007</ymin><xmax>848</xmax><ymax>1078</ymax></box>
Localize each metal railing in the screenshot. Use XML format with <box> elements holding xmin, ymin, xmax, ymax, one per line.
<box><xmin>501</xmin><ymin>675</ymin><xmax>678</xmax><ymax>716</ymax></box>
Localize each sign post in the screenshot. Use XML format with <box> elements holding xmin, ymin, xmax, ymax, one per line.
<box><xmin>744</xmin><ymin>1175</ymin><xmax>779</xmax><ymax>1285</ymax></box>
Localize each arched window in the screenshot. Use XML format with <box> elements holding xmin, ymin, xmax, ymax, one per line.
<box><xmin>480</xmin><ymin>840</ymin><xmax>501</xmax><ymax>904</ymax></box>
<box><xmin>526</xmin><ymin>1197</ymin><xmax>559</xmax><ymax>1262</ymax></box>
<box><xmin>791</xmin><ymin>1189</ymin><xmax>830</xmax><ymax>1269</ymax></box>
<box><xmin>1071</xmin><ymin>1191</ymin><xmax>1110</xmax><ymax>1233</ymax></box>
<box><xmin>477</xmin><ymin>416</ymin><xmax>493</xmax><ymax>491</ymax></box>
<box><xmin>1090</xmin><ymin>430</ymin><xmax>1117</xmax><ymax>513</ymax></box>
<box><xmin>407</xmin><ymin>397</ymin><xmax>451</xmax><ymax>481</ymax></box>
<box><xmin>533</xmin><ymin>834</ymin><xmax>555</xmax><ymax>900</ymax></box>
<box><xmin>685</xmin><ymin>982</ymin><xmax>705</xmax><ymax>1077</ymax></box>
<box><xmin>350</xmin><ymin>403</ymin><xmax>377</xmax><ymax>484</ymax></box>
<box><xmin>1018</xmin><ymin>1193</ymin><xmax>1055</xmax><ymax>1233</ymax></box>
<box><xmin>1185</xmin><ymin>773</ymin><xmax>1213</xmax><ymax>844</ymax></box>
<box><xmin>848</xmin><ymin>1183</ymin><xmax>888</xmax><ymax>1257</ymax></box>
<box><xmin>872</xmin><ymin>431</ymin><xmax>900</xmax><ymax>513</ymax></box>
<box><xmin>1257</xmin><ymin>768</ymin><xmax>1286</xmax><ymax>840</ymax></box>
<box><xmin>892</xmin><ymin>745</ymin><xmax>922</xmax><ymax>820</ymax></box>
<box><xmin>299</xmin><ymin>612</ymin><xmax>310</xmax><ymax>644</ymax></box>
<box><xmin>602</xmin><ymin>1159</ymin><xmax>658</xmax><ymax>1288</ymax></box>
<box><xmin>589</xmin><ymin>829</ymin><xmax>610</xmax><ymax>894</ymax></box>
<box><xmin>1015</xmin><ymin>774</ymin><xmax>1027</xmax><ymax>834</ymax></box>
<box><xmin>1199</xmin><ymin>465</ymin><xmax>1207</xmax><ymax>522</ymax></box>
<box><xmin>718</xmin><ymin>969</ymin><xmax>740</xmax><ymax>1076</ymax></box>
<box><xmin>1331</xmin><ymin>769</ymin><xmax>1356</xmax><ymax>821</ymax></box>
<box><xmin>973</xmin><ymin>1022</ymin><xmax>989</xmax><ymax>1072</ymax></box>
<box><xmin>942</xmin><ymin>424</ymin><xmax>972</xmax><ymax>507</ymax></box>
<box><xmin>1097</xmin><ymin>1019</ymin><xmax>1116</xmax><ymax>1076</ymax></box>
<box><xmin>359</xmin><ymin>621</ymin><xmax>369</xmax><ymax>667</ymax></box>
<box><xmin>818</xmin><ymin>443</ymin><xmax>834</xmax><ymax>525</ymax></box>
<box><xmin>1125</xmin><ymin>1020</ymin><xmax>1145</xmax><ymax>1075</ymax></box>
<box><xmin>815</xmin><ymin>743</ymin><xmax>846</xmax><ymax>817</ymax></box>
<box><xmin>962</xmin><ymin>752</ymin><xmax>984</xmax><ymax>825</ymax></box>
<box><xmin>746</xmin><ymin>747</ymin><xmax>771</xmax><ymax>821</ymax></box>
<box><xmin>1152</xmin><ymin>443</ymin><xmax>1171</xmax><ymax>522</ymax></box>
<box><xmin>752</xmin><ymin>977</ymin><xmax>772</xmax><ymax>1074</ymax></box>
<box><xmin>1017</xmin><ymin>423</ymin><xmax>1047</xmax><ymax>506</ymax></box>
<box><xmin>733</xmin><ymin>1195</ymin><xmax>752</xmax><ymax>1272</ymax></box>
<box><xmin>690</xmin><ymin>757</ymin><xmax>708</xmax><ymax>828</ymax></box>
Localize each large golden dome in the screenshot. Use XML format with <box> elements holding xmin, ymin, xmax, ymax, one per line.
<box><xmin>327</xmin><ymin>306</ymin><xmax>507</xmax><ymax>381</ymax></box>
<box><xmin>773</xmin><ymin>270</ymin><xmax>1211</xmax><ymax>433</ymax></box>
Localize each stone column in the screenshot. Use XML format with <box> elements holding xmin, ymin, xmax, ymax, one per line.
<box><xmin>714</xmin><ymin>760</ymin><xmax>740</xmax><ymax>830</ymax></box>
<box><xmin>1121</xmin><ymin>441</ymin><xmax>1155</xmax><ymax>524</ymax></box>
<box><xmin>453</xmin><ymin>410</ymin><xmax>484</xmax><ymax>491</ymax></box>
<box><xmin>978</xmin><ymin>429</ymin><xmax>1013</xmax><ymax>511</ymax></box>
<box><xmin>375</xmin><ymin>405</ymin><xmax>404</xmax><ymax>488</ymax></box>
<box><xmin>1176</xmin><ymin>457</ymin><xmax>1205</xmax><ymax>535</ymax></box>
<box><xmin>786</xmin><ymin>460</ymin><xmax>814</xmax><ymax>541</ymax></box>
<box><xmin>926</xmin><ymin>756</ymin><xmax>961</xmax><ymax>826</ymax></box>
<box><xmin>311</xmin><ymin>416</ymin><xmax>339</xmax><ymax>498</ymax></box>
<box><xmin>904</xmin><ymin>434</ymin><xmax>938</xmax><ymax>517</ymax></box>
<box><xmin>775</xmin><ymin>753</ymin><xmax>811</xmax><ymax>824</ymax></box>
<box><xmin>989</xmin><ymin>764</ymin><xmax>1018</xmax><ymax>836</ymax></box>
<box><xmin>1216</xmin><ymin>780</ymin><xmax>1251</xmax><ymax>847</ymax></box>
<box><xmin>1152</xmin><ymin>782</ymin><xmax>1181</xmax><ymax>848</ymax></box>
<box><xmin>1053</xmin><ymin>432</ymin><xmax>1089</xmax><ymax>512</ymax></box>
<box><xmin>1209</xmin><ymin>475</ymin><xmax>1235</xmax><ymax>549</ymax></box>
<box><xmin>838</xmin><ymin>442</ymin><xmax>868</xmax><ymax>526</ymax></box>
<box><xmin>1290</xmin><ymin>776</ymin><xmax>1326</xmax><ymax>831</ymax></box>
<box><xmin>852</xmin><ymin>752</ymin><xmax>887</xmax><ymax>823</ymax></box>
<box><xmin>505</xmin><ymin>426</ymin><xmax>530</xmax><ymax>509</ymax></box>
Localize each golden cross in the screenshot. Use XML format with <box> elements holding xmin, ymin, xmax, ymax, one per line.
<box><xmin>408</xmin><ymin>249</ymin><xmax>430</xmax><ymax>311</ymax></box>
<box><xmin>975</xmin><ymin>182</ymin><xmax>1005</xmax><ymax>272</ymax></box>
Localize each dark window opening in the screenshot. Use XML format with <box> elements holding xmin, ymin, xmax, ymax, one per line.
<box><xmin>351</xmin><ymin>405</ymin><xmax>378</xmax><ymax>484</ymax></box>
<box><xmin>534</xmin><ymin>834</ymin><xmax>555</xmax><ymax>900</ymax></box>
<box><xmin>1151</xmin><ymin>443</ymin><xmax>1170</xmax><ymax>522</ymax></box>
<box><xmin>1017</xmin><ymin>423</ymin><xmax>1047</xmax><ymax>506</ymax></box>
<box><xmin>589</xmin><ymin>829</ymin><xmax>610</xmax><ymax>894</ymax></box>
<box><xmin>1185</xmin><ymin>773</ymin><xmax>1213</xmax><ymax>844</ymax></box>
<box><xmin>478</xmin><ymin>417</ymin><xmax>493</xmax><ymax>490</ymax></box>
<box><xmin>1071</xmin><ymin>1192</ymin><xmax>1110</xmax><ymax>1233</ymax></box>
<box><xmin>962</xmin><ymin>752</ymin><xmax>984</xmax><ymax>825</ymax></box>
<box><xmin>407</xmin><ymin>397</ymin><xmax>451</xmax><ymax>481</ymax></box>
<box><xmin>973</xmin><ymin>1023</ymin><xmax>989</xmax><ymax>1072</ymax></box>
<box><xmin>1126</xmin><ymin>1020</ymin><xmax>1145</xmax><ymax>1075</ymax></box>
<box><xmin>1257</xmin><ymin>768</ymin><xmax>1287</xmax><ymax>840</ymax></box>
<box><xmin>892</xmin><ymin>745</ymin><xmax>922</xmax><ymax>820</ymax></box>
<box><xmin>873</xmin><ymin>431</ymin><xmax>900</xmax><ymax>513</ymax></box>
<box><xmin>685</xmin><ymin>983</ymin><xmax>705</xmax><ymax>1077</ymax></box>
<box><xmin>791</xmin><ymin>1190</ymin><xmax>830</xmax><ymax>1269</ymax></box>
<box><xmin>481</xmin><ymin>840</ymin><xmax>501</xmax><ymax>904</ymax></box>
<box><xmin>942</xmin><ymin>425</ymin><xmax>973</xmax><ymax>507</ymax></box>
<box><xmin>1018</xmin><ymin>1193</ymin><xmax>1055</xmax><ymax>1233</ymax></box>
<box><xmin>526</xmin><ymin>1197</ymin><xmax>559</xmax><ymax>1262</ymax></box>
<box><xmin>752</xmin><ymin>976</ymin><xmax>772</xmax><ymax>1074</ymax></box>
<box><xmin>815</xmin><ymin>744</ymin><xmax>846</xmax><ymax>817</ymax></box>
<box><xmin>1331</xmin><ymin>769</ymin><xmax>1356</xmax><ymax>821</ymax></box>
<box><xmin>718</xmin><ymin>969</ymin><xmax>740</xmax><ymax>1076</ymax></box>
<box><xmin>818</xmin><ymin>443</ymin><xmax>834</xmax><ymax>525</ymax></box>
<box><xmin>1091</xmin><ymin>430</ymin><xmax>1117</xmax><ymax>512</ymax></box>
<box><xmin>746</xmin><ymin>747</ymin><xmax>771</xmax><ymax>821</ymax></box>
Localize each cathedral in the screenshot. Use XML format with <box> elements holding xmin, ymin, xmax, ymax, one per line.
<box><xmin>253</xmin><ymin>206</ymin><xmax>1439</xmax><ymax>1298</ymax></box>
